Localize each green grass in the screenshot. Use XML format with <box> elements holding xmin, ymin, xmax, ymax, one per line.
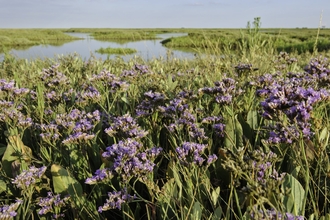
<box><xmin>0</xmin><ymin>29</ymin><xmax>78</xmax><ymax>47</ymax></box>
<box><xmin>95</xmin><ymin>47</ymin><xmax>137</xmax><ymax>55</ymax></box>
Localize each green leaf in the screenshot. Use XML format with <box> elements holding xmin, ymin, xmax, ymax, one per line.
<box><xmin>291</xmin><ymin>166</ymin><xmax>301</xmax><ymax>179</ymax></box>
<box><xmin>319</xmin><ymin>127</ymin><xmax>328</xmax><ymax>142</ymax></box>
<box><xmin>167</xmin><ymin>74</ymin><xmax>178</xmax><ymax>91</ymax></box>
<box><xmin>247</xmin><ymin>109</ymin><xmax>259</xmax><ymax>130</ymax></box>
<box><xmin>51</xmin><ymin>164</ymin><xmax>83</xmax><ymax>198</ymax></box>
<box><xmin>191</xmin><ymin>201</ymin><xmax>202</xmax><ymax>220</ymax></box>
<box><xmin>211</xmin><ymin>206</ymin><xmax>222</xmax><ymax>220</ymax></box>
<box><xmin>0</xmin><ymin>178</ymin><xmax>8</xmax><ymax>194</ymax></box>
<box><xmin>211</xmin><ymin>187</ymin><xmax>220</xmax><ymax>207</ymax></box>
<box><xmin>281</xmin><ymin>174</ymin><xmax>305</xmax><ymax>216</ymax></box>
<box><xmin>224</xmin><ymin>114</ymin><xmax>243</xmax><ymax>150</ymax></box>
<box><xmin>2</xmin><ymin>135</ymin><xmax>32</xmax><ymax>177</ymax></box>
<box><xmin>0</xmin><ymin>144</ymin><xmax>7</xmax><ymax>156</ymax></box>
<box><xmin>121</xmin><ymin>96</ymin><xmax>130</xmax><ymax>104</ymax></box>
<box><xmin>318</xmin><ymin>214</ymin><xmax>330</xmax><ymax>220</ymax></box>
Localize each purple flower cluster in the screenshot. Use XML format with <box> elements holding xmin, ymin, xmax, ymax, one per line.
<box><xmin>87</xmin><ymin>113</ymin><xmax>162</xmax><ymax>183</ymax></box>
<box><xmin>201</xmin><ymin>116</ymin><xmax>225</xmax><ymax>138</ymax></box>
<box><xmin>0</xmin><ymin>79</ymin><xmax>30</xmax><ymax>98</ymax></box>
<box><xmin>253</xmin><ymin>66</ymin><xmax>329</xmax><ymax>144</ymax></box>
<box><xmin>38</xmin><ymin>122</ymin><xmax>60</xmax><ymax>142</ymax></box>
<box><xmin>59</xmin><ymin>109</ymin><xmax>100</xmax><ymax>145</ymax></box>
<box><xmin>44</xmin><ymin>90</ymin><xmax>61</xmax><ymax>103</ymax></box>
<box><xmin>38</xmin><ymin>109</ymin><xmax>101</xmax><ymax>145</ymax></box>
<box><xmin>121</xmin><ymin>64</ymin><xmax>150</xmax><ymax>77</ymax></box>
<box><xmin>167</xmin><ymin>109</ymin><xmax>208</xmax><ymax>140</ymax></box>
<box><xmin>235</xmin><ymin>63</ymin><xmax>258</xmax><ymax>73</ymax></box>
<box><xmin>176</xmin><ymin>142</ymin><xmax>217</xmax><ymax>166</ymax></box>
<box><xmin>135</xmin><ymin>90</ymin><xmax>166</xmax><ymax>117</ymax></box>
<box><xmin>249</xmin><ymin>150</ymin><xmax>285</xmax><ymax>186</ymax></box>
<box><xmin>159</xmin><ymin>97</ymin><xmax>188</xmax><ymax>119</ymax></box>
<box><xmin>12</xmin><ymin>166</ymin><xmax>47</xmax><ymax>189</ymax></box>
<box><xmin>0</xmin><ymin>199</ymin><xmax>23</xmax><ymax>219</ymax></box>
<box><xmin>37</xmin><ymin>191</ymin><xmax>70</xmax><ymax>218</ymax></box>
<box><xmin>76</xmin><ymin>85</ymin><xmax>101</xmax><ymax>105</ymax></box>
<box><xmin>105</xmin><ymin>114</ymin><xmax>148</xmax><ymax>139</ymax></box>
<box><xmin>199</xmin><ymin>77</ymin><xmax>238</xmax><ymax>105</ymax></box>
<box><xmin>274</xmin><ymin>52</ymin><xmax>298</xmax><ymax>70</ymax></box>
<box><xmin>40</xmin><ymin>64</ymin><xmax>69</xmax><ymax>88</ymax></box>
<box><xmin>157</xmin><ymin>91</ymin><xmax>209</xmax><ymax>141</ymax></box>
<box><xmin>89</xmin><ymin>70</ymin><xmax>129</xmax><ymax>92</ymax></box>
<box><xmin>251</xmin><ymin>208</ymin><xmax>303</xmax><ymax>220</ymax></box>
<box><xmin>304</xmin><ymin>56</ymin><xmax>329</xmax><ymax>76</ymax></box>
<box><xmin>0</xmin><ymin>108</ymin><xmax>33</xmax><ymax>130</ymax></box>
<box><xmin>101</xmin><ymin>138</ymin><xmax>161</xmax><ymax>182</ymax></box>
<box><xmin>98</xmin><ymin>188</ymin><xmax>136</xmax><ymax>212</ymax></box>
<box><xmin>85</xmin><ymin>168</ymin><xmax>114</xmax><ymax>185</ymax></box>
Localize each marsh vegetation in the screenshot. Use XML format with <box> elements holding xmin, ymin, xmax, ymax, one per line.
<box><xmin>1</xmin><ymin>18</ymin><xmax>330</xmax><ymax>219</ymax></box>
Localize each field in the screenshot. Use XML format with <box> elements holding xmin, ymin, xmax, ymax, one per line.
<box><xmin>1</xmin><ymin>20</ymin><xmax>330</xmax><ymax>219</ymax></box>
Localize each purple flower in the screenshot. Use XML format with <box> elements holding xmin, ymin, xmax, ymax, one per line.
<box><xmin>97</xmin><ymin>138</ymin><xmax>162</xmax><ymax>182</ymax></box>
<box><xmin>105</xmin><ymin>114</ymin><xmax>148</xmax><ymax>139</ymax></box>
<box><xmin>98</xmin><ymin>188</ymin><xmax>135</xmax><ymax>212</ymax></box>
<box><xmin>37</xmin><ymin>192</ymin><xmax>70</xmax><ymax>217</ymax></box>
<box><xmin>176</xmin><ymin>142</ymin><xmax>210</xmax><ymax>166</ymax></box>
<box><xmin>62</xmin><ymin>132</ymin><xmax>95</xmax><ymax>145</ymax></box>
<box><xmin>85</xmin><ymin>168</ymin><xmax>114</xmax><ymax>185</ymax></box>
<box><xmin>12</xmin><ymin>166</ymin><xmax>47</xmax><ymax>189</ymax></box>
<box><xmin>0</xmin><ymin>199</ymin><xmax>23</xmax><ymax>219</ymax></box>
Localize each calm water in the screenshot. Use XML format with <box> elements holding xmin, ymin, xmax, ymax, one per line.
<box><xmin>1</xmin><ymin>33</ymin><xmax>195</xmax><ymax>61</ymax></box>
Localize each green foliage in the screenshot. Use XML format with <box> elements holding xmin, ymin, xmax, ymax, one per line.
<box><xmin>95</xmin><ymin>47</ymin><xmax>137</xmax><ymax>55</ymax></box>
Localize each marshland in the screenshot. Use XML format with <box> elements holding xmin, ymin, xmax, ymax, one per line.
<box><xmin>1</xmin><ymin>18</ymin><xmax>330</xmax><ymax>219</ymax></box>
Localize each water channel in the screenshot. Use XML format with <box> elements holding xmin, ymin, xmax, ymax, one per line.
<box><xmin>1</xmin><ymin>33</ymin><xmax>196</xmax><ymax>61</ymax></box>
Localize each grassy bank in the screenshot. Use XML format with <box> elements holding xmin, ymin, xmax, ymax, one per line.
<box><xmin>95</xmin><ymin>47</ymin><xmax>137</xmax><ymax>55</ymax></box>
<box><xmin>160</xmin><ymin>27</ymin><xmax>330</xmax><ymax>54</ymax></box>
<box><xmin>0</xmin><ymin>29</ymin><xmax>78</xmax><ymax>47</ymax></box>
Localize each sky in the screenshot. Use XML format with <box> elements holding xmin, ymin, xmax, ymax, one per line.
<box><xmin>0</xmin><ymin>0</ymin><xmax>329</xmax><ymax>29</ymax></box>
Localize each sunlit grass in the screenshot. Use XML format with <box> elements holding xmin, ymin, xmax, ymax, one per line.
<box><xmin>95</xmin><ymin>47</ymin><xmax>137</xmax><ymax>55</ymax></box>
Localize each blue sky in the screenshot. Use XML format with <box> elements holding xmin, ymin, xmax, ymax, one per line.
<box><xmin>0</xmin><ymin>0</ymin><xmax>329</xmax><ymax>28</ymax></box>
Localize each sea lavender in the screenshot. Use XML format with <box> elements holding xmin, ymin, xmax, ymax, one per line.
<box><xmin>176</xmin><ymin>142</ymin><xmax>217</xmax><ymax>166</ymax></box>
<box><xmin>37</xmin><ymin>192</ymin><xmax>70</xmax><ymax>218</ymax></box>
<box><xmin>0</xmin><ymin>199</ymin><xmax>23</xmax><ymax>219</ymax></box>
<box><xmin>251</xmin><ymin>208</ymin><xmax>304</xmax><ymax>220</ymax></box>
<box><xmin>40</xmin><ymin>64</ymin><xmax>69</xmax><ymax>89</ymax></box>
<box><xmin>76</xmin><ymin>85</ymin><xmax>101</xmax><ymax>105</ymax></box>
<box><xmin>158</xmin><ymin>97</ymin><xmax>188</xmax><ymax>119</ymax></box>
<box><xmin>199</xmin><ymin>77</ymin><xmax>238</xmax><ymax>105</ymax></box>
<box><xmin>100</xmin><ymin>138</ymin><xmax>162</xmax><ymax>182</ymax></box>
<box><xmin>166</xmin><ymin>109</ymin><xmax>208</xmax><ymax>141</ymax></box>
<box><xmin>121</xmin><ymin>64</ymin><xmax>150</xmax><ymax>77</ymax></box>
<box><xmin>105</xmin><ymin>114</ymin><xmax>148</xmax><ymax>139</ymax></box>
<box><xmin>256</xmin><ymin>71</ymin><xmax>330</xmax><ymax>143</ymax></box>
<box><xmin>135</xmin><ymin>90</ymin><xmax>166</xmax><ymax>117</ymax></box>
<box><xmin>12</xmin><ymin>166</ymin><xmax>47</xmax><ymax>189</ymax></box>
<box><xmin>85</xmin><ymin>168</ymin><xmax>114</xmax><ymax>185</ymax></box>
<box><xmin>89</xmin><ymin>69</ymin><xmax>129</xmax><ymax>92</ymax></box>
<box><xmin>0</xmin><ymin>108</ymin><xmax>33</xmax><ymax>130</ymax></box>
<box><xmin>98</xmin><ymin>188</ymin><xmax>136</xmax><ymax>212</ymax></box>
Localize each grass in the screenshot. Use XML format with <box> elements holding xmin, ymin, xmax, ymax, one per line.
<box><xmin>0</xmin><ymin>29</ymin><xmax>78</xmax><ymax>47</ymax></box>
<box><xmin>0</xmin><ymin>20</ymin><xmax>330</xmax><ymax>219</ymax></box>
<box><xmin>95</xmin><ymin>47</ymin><xmax>137</xmax><ymax>55</ymax></box>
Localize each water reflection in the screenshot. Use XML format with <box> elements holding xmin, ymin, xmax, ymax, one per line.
<box><xmin>0</xmin><ymin>32</ymin><xmax>195</xmax><ymax>61</ymax></box>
